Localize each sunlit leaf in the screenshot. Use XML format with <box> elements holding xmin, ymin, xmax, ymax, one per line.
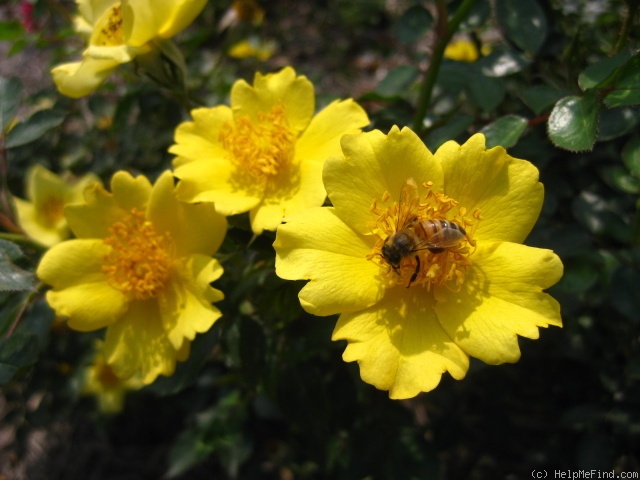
<box><xmin>603</xmin><ymin>53</ymin><xmax>640</xmax><ymax>108</ymax></box>
<box><xmin>600</xmin><ymin>165</ymin><xmax>640</xmax><ymax>194</ymax></box>
<box><xmin>477</xmin><ymin>48</ymin><xmax>532</xmax><ymax>77</ymax></box>
<box><xmin>578</xmin><ymin>52</ymin><xmax>632</xmax><ymax>91</ymax></box>
<box><xmin>480</xmin><ymin>115</ymin><xmax>528</xmax><ymax>148</ymax></box>
<box><xmin>495</xmin><ymin>0</ymin><xmax>548</xmax><ymax>53</ymax></box>
<box><xmin>0</xmin><ymin>240</ymin><xmax>36</xmax><ymax>292</ymax></box>
<box><xmin>548</xmin><ymin>93</ymin><xmax>600</xmax><ymax>151</ymax></box>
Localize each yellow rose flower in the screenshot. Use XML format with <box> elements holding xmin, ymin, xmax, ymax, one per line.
<box><xmin>169</xmin><ymin>66</ymin><xmax>370</xmax><ymax>234</ymax></box>
<box><xmin>37</xmin><ymin>170</ymin><xmax>227</xmax><ymax>384</ymax></box>
<box><xmin>51</xmin><ymin>0</ymin><xmax>207</xmax><ymax>98</ymax></box>
<box><xmin>13</xmin><ymin>165</ymin><xmax>101</xmax><ymax>247</ymax></box>
<box><xmin>274</xmin><ymin>127</ymin><xmax>563</xmax><ymax>399</ymax></box>
<box><xmin>444</xmin><ymin>39</ymin><xmax>480</xmax><ymax>62</ymax></box>
<box><xmin>228</xmin><ymin>38</ymin><xmax>276</xmax><ymax>61</ymax></box>
<box><xmin>82</xmin><ymin>341</ymin><xmax>143</xmax><ymax>413</ymax></box>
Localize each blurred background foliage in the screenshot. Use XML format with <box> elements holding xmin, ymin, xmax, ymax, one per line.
<box><xmin>1</xmin><ymin>0</ymin><xmax>640</xmax><ymax>478</ymax></box>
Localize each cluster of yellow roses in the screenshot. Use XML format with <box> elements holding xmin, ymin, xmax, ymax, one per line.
<box><xmin>15</xmin><ymin>0</ymin><xmax>563</xmax><ymax>401</ymax></box>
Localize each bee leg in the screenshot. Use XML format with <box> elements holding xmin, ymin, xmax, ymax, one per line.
<box><xmin>407</xmin><ymin>255</ymin><xmax>420</xmax><ymax>287</ymax></box>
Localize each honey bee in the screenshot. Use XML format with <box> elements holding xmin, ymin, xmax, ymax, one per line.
<box><xmin>381</xmin><ymin>178</ymin><xmax>467</xmax><ymax>286</ymax></box>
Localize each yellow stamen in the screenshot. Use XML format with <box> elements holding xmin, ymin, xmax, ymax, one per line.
<box><xmin>102</xmin><ymin>209</ymin><xmax>173</xmax><ymax>300</ymax></box>
<box><xmin>92</xmin><ymin>4</ymin><xmax>124</xmax><ymax>47</ymax></box>
<box><xmin>219</xmin><ymin>103</ymin><xmax>296</xmax><ymax>180</ymax></box>
<box><xmin>368</xmin><ymin>181</ymin><xmax>479</xmax><ymax>290</ymax></box>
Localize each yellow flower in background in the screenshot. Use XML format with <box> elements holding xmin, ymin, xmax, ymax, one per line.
<box><xmin>228</xmin><ymin>38</ymin><xmax>276</xmax><ymax>61</ymax></box>
<box><xmin>82</xmin><ymin>341</ymin><xmax>143</xmax><ymax>413</ymax></box>
<box><xmin>51</xmin><ymin>0</ymin><xmax>207</xmax><ymax>98</ymax></box>
<box><xmin>274</xmin><ymin>127</ymin><xmax>563</xmax><ymax>399</ymax></box>
<box><xmin>444</xmin><ymin>38</ymin><xmax>479</xmax><ymax>62</ymax></box>
<box><xmin>13</xmin><ymin>165</ymin><xmax>100</xmax><ymax>247</ymax></box>
<box><xmin>37</xmin><ymin>171</ymin><xmax>227</xmax><ymax>384</ymax></box>
<box><xmin>170</xmin><ymin>67</ymin><xmax>370</xmax><ymax>234</ymax></box>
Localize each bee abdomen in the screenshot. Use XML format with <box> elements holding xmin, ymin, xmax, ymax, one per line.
<box><xmin>423</xmin><ymin>219</ymin><xmax>466</xmax><ymax>236</ymax></box>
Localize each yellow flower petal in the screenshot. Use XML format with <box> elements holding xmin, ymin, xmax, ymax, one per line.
<box><xmin>54</xmin><ymin>0</ymin><xmax>204</xmax><ymax>97</ymax></box>
<box><xmin>169</xmin><ymin>106</ymin><xmax>234</xmax><ymax>167</ymax></box>
<box><xmin>147</xmin><ymin>171</ymin><xmax>227</xmax><ymax>256</ymax></box>
<box><xmin>333</xmin><ymin>286</ymin><xmax>469</xmax><ymax>399</ymax></box>
<box><xmin>14</xmin><ymin>198</ymin><xmax>63</xmax><ymax>247</ymax></box>
<box><xmin>438</xmin><ymin>134</ymin><xmax>544</xmax><ymax>244</ymax></box>
<box><xmin>444</xmin><ymin>39</ymin><xmax>479</xmax><ymax>62</ymax></box>
<box><xmin>435</xmin><ymin>241</ymin><xmax>563</xmax><ymax>364</ymax></box>
<box><xmin>296</xmin><ymin>99</ymin><xmax>369</xmax><ymax>164</ymax></box>
<box><xmin>66</xmin><ymin>171</ymin><xmax>152</xmax><ymax>239</ymax></box>
<box><xmin>245</xmin><ymin>99</ymin><xmax>369</xmax><ymax>233</ymax></box>
<box><xmin>51</xmin><ymin>59</ymin><xmax>120</xmax><ymax>98</ymax></box>
<box><xmin>231</xmin><ymin>66</ymin><xmax>315</xmax><ymax>133</ymax></box>
<box><xmin>274</xmin><ymin>207</ymin><xmax>385</xmax><ymax>315</ymax></box>
<box><xmin>123</xmin><ymin>0</ymin><xmax>206</xmax><ymax>46</ymax></box>
<box><xmin>161</xmin><ymin>255</ymin><xmax>224</xmax><ymax>350</ymax></box>
<box><xmin>174</xmin><ymin>157</ymin><xmax>263</xmax><ymax>214</ymax></box>
<box><xmin>77</xmin><ymin>0</ymin><xmax>118</xmax><ymax>26</ymax></box>
<box><xmin>37</xmin><ymin>239</ymin><xmax>128</xmax><ymax>331</ymax></box>
<box><xmin>104</xmin><ymin>300</ymin><xmax>188</xmax><ymax>384</ymax></box>
<box><xmin>324</xmin><ymin>126</ymin><xmax>443</xmax><ymax>234</ymax></box>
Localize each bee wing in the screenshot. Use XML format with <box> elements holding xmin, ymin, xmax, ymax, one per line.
<box><xmin>424</xmin><ymin>227</ymin><xmax>466</xmax><ymax>249</ymax></box>
<box><xmin>395</xmin><ymin>177</ymin><xmax>419</xmax><ymax>231</ymax></box>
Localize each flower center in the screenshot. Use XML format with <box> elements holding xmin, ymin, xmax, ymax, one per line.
<box><xmin>92</xmin><ymin>4</ymin><xmax>124</xmax><ymax>47</ymax></box>
<box><xmin>39</xmin><ymin>195</ymin><xmax>65</xmax><ymax>227</ymax></box>
<box><xmin>368</xmin><ymin>179</ymin><xmax>480</xmax><ymax>290</ymax></box>
<box><xmin>102</xmin><ymin>209</ymin><xmax>173</xmax><ymax>300</ymax></box>
<box><xmin>96</xmin><ymin>362</ymin><xmax>122</xmax><ymax>389</ymax></box>
<box><xmin>219</xmin><ymin>103</ymin><xmax>296</xmax><ymax>180</ymax></box>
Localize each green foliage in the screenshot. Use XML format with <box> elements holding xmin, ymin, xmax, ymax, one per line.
<box><xmin>1</xmin><ymin>0</ymin><xmax>639</xmax><ymax>479</ymax></box>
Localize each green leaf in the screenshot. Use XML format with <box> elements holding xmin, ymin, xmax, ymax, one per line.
<box><xmin>571</xmin><ymin>192</ymin><xmax>631</xmax><ymax>244</ymax></box>
<box><xmin>599</xmin><ymin>165</ymin><xmax>640</xmax><ymax>194</ymax></box>
<box><xmin>556</xmin><ymin>262</ymin><xmax>599</xmax><ymax>294</ymax></box>
<box><xmin>548</xmin><ymin>93</ymin><xmax>600</xmax><ymax>151</ymax></box>
<box><xmin>395</xmin><ymin>5</ymin><xmax>432</xmax><ymax>44</ymax></box>
<box><xmin>578</xmin><ymin>52</ymin><xmax>632</xmax><ymax>91</ymax></box>
<box><xmin>465</xmin><ymin>72</ymin><xmax>505</xmax><ymax>111</ymax></box>
<box><xmin>0</xmin><ymin>240</ymin><xmax>36</xmax><ymax>292</ymax></box>
<box><xmin>603</xmin><ymin>54</ymin><xmax>640</xmax><ymax>108</ymax></box>
<box><xmin>0</xmin><ymin>333</ymin><xmax>39</xmax><ymax>385</ymax></box>
<box><xmin>437</xmin><ymin>61</ymin><xmax>473</xmax><ymax>95</ymax></box>
<box><xmin>597</xmin><ymin>107</ymin><xmax>640</xmax><ymax>142</ymax></box>
<box><xmin>521</xmin><ymin>85</ymin><xmax>572</xmax><ymax>114</ymax></box>
<box><xmin>0</xmin><ymin>20</ymin><xmax>24</xmax><ymax>41</ymax></box>
<box><xmin>476</xmin><ymin>48</ymin><xmax>532</xmax><ymax>77</ymax></box>
<box><xmin>0</xmin><ymin>76</ymin><xmax>23</xmax><ymax>134</ymax></box>
<box><xmin>479</xmin><ymin>115</ymin><xmax>528</xmax><ymax>148</ymax></box>
<box><xmin>5</xmin><ymin>108</ymin><xmax>66</xmax><ymax>149</ymax></box>
<box><xmin>375</xmin><ymin>65</ymin><xmax>420</xmax><ymax>98</ymax></box>
<box><xmin>424</xmin><ymin>114</ymin><xmax>473</xmax><ymax>151</ymax></box>
<box><xmin>495</xmin><ymin>0</ymin><xmax>547</xmax><ymax>53</ymax></box>
<box><xmin>622</xmin><ymin>135</ymin><xmax>640</xmax><ymax>177</ymax></box>
<box><xmin>459</xmin><ymin>0</ymin><xmax>491</xmax><ymax>30</ymax></box>
<box><xmin>166</xmin><ymin>392</ymin><xmax>250</xmax><ymax>478</ymax></box>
